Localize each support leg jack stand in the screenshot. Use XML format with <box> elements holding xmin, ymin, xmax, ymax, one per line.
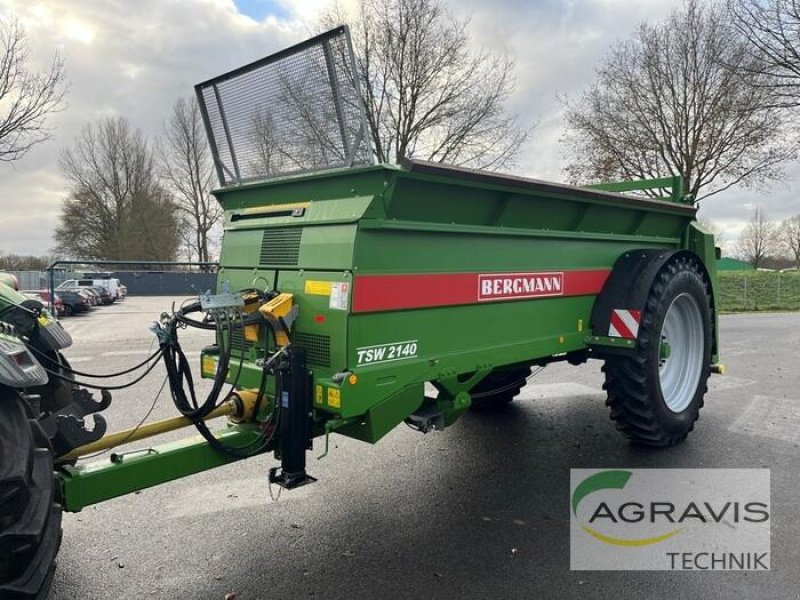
<box><xmin>268</xmin><ymin>466</ymin><xmax>316</xmax><ymax>490</ymax></box>
<box><xmin>268</xmin><ymin>347</ymin><xmax>316</xmax><ymax>490</ymax></box>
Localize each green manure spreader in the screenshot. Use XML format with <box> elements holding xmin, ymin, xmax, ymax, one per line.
<box><xmin>0</xmin><ymin>27</ymin><xmax>721</xmax><ymax>599</ymax></box>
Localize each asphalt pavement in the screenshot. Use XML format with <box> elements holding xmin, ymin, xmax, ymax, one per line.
<box><xmin>48</xmin><ymin>298</ymin><xmax>800</xmax><ymax>600</ymax></box>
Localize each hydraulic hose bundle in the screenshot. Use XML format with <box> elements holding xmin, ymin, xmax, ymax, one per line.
<box><xmin>154</xmin><ymin>292</ymin><xmax>285</xmax><ymax>458</ymax></box>
<box><xmin>27</xmin><ymin>289</ymin><xmax>306</xmax><ymax>466</ymax></box>
<box><xmin>34</xmin><ymin>289</ymin><xmax>289</xmax><ymax>460</ymax></box>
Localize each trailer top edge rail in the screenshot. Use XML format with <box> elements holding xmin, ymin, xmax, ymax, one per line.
<box><xmin>400</xmin><ymin>158</ymin><xmax>697</xmax><ymax>216</ymax></box>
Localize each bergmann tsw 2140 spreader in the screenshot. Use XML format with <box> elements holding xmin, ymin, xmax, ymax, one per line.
<box><xmin>0</xmin><ymin>27</ymin><xmax>720</xmax><ymax>598</ymax></box>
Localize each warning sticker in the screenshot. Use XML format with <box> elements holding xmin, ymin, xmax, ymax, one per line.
<box><xmin>305</xmin><ymin>280</ymin><xmax>332</xmax><ymax>296</ymax></box>
<box><xmin>608</xmin><ymin>308</ymin><xmax>641</xmax><ymax>339</ymax></box>
<box><xmin>327</xmin><ymin>388</ymin><xmax>341</xmax><ymax>408</ymax></box>
<box><xmin>329</xmin><ymin>282</ymin><xmax>349</xmax><ymax>311</ymax></box>
<box><xmin>202</xmin><ymin>356</ymin><xmax>217</xmax><ymax>377</ymax></box>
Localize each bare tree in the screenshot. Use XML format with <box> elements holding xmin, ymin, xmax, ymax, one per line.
<box><xmin>176</xmin><ymin>215</ymin><xmax>196</xmax><ymax>263</ymax></box>
<box><xmin>249</xmin><ymin>88</ymin><xmax>347</xmax><ymax>177</ymax></box>
<box><xmin>781</xmin><ymin>214</ymin><xmax>800</xmax><ymax>269</ymax></box>
<box><xmin>321</xmin><ymin>0</ymin><xmax>530</xmax><ymax>170</ymax></box>
<box><xmin>562</xmin><ymin>0</ymin><xmax>796</xmax><ymax>201</ymax></box>
<box><xmin>55</xmin><ymin>117</ymin><xmax>179</xmax><ymax>261</ymax></box>
<box><xmin>737</xmin><ymin>207</ymin><xmax>778</xmax><ymax>268</ymax></box>
<box><xmin>161</xmin><ymin>97</ymin><xmax>221</xmax><ymax>265</ymax></box>
<box><xmin>730</xmin><ymin>0</ymin><xmax>800</xmax><ymax>108</ymax></box>
<box><xmin>250</xmin><ymin>108</ymin><xmax>281</xmax><ymax>176</ymax></box>
<box><xmin>0</xmin><ymin>253</ymin><xmax>51</xmax><ymax>270</ymax></box>
<box><xmin>698</xmin><ymin>217</ymin><xmax>727</xmax><ymax>244</ymax></box>
<box><xmin>0</xmin><ymin>17</ymin><xmax>67</xmax><ymax>162</ymax></box>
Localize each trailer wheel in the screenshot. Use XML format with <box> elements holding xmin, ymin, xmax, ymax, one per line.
<box><xmin>0</xmin><ymin>391</ymin><xmax>62</xmax><ymax>599</ymax></box>
<box><xmin>603</xmin><ymin>256</ymin><xmax>712</xmax><ymax>446</ymax></box>
<box><xmin>469</xmin><ymin>367</ymin><xmax>532</xmax><ymax>410</ymax></box>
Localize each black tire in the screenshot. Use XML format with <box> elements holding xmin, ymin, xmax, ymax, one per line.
<box><xmin>0</xmin><ymin>391</ymin><xmax>62</xmax><ymax>599</ymax></box>
<box><xmin>62</xmin><ymin>305</ymin><xmax>72</xmax><ymax>317</ymax></box>
<box><xmin>469</xmin><ymin>366</ymin><xmax>532</xmax><ymax>410</ymax></box>
<box><xmin>603</xmin><ymin>255</ymin><xmax>712</xmax><ymax>447</ymax></box>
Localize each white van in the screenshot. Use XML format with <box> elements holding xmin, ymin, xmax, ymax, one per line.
<box><xmin>61</xmin><ymin>278</ymin><xmax>123</xmax><ymax>301</ymax></box>
<box><xmin>111</xmin><ymin>278</ymin><xmax>126</xmax><ymax>299</ymax></box>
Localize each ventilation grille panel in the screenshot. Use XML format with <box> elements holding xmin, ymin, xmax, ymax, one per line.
<box><xmin>260</xmin><ymin>228</ymin><xmax>302</xmax><ymax>266</ymax></box>
<box><xmin>224</xmin><ymin>329</ymin><xmax>331</xmax><ymax>367</ymax></box>
<box><xmin>293</xmin><ymin>332</ymin><xmax>331</xmax><ymax>367</ymax></box>
<box><xmin>228</xmin><ymin>329</ymin><xmax>247</xmax><ymax>354</ymax></box>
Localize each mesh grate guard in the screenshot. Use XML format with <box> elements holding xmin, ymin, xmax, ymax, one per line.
<box><xmin>196</xmin><ymin>26</ymin><xmax>373</xmax><ymax>186</ymax></box>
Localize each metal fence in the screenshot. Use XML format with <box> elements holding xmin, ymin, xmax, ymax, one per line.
<box><xmin>104</xmin><ymin>271</ymin><xmax>216</xmax><ymax>296</ymax></box>
<box><xmin>12</xmin><ymin>270</ymin><xmax>79</xmax><ymax>292</ymax></box>
<box><xmin>717</xmin><ymin>272</ymin><xmax>800</xmax><ymax>311</ymax></box>
<box><xmin>13</xmin><ymin>268</ymin><xmax>217</xmax><ymax>297</ymax></box>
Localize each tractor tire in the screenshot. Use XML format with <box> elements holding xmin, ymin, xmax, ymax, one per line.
<box><xmin>0</xmin><ymin>391</ymin><xmax>62</xmax><ymax>599</ymax></box>
<box><xmin>603</xmin><ymin>255</ymin><xmax>712</xmax><ymax>447</ymax></box>
<box><xmin>469</xmin><ymin>367</ymin><xmax>532</xmax><ymax>410</ymax></box>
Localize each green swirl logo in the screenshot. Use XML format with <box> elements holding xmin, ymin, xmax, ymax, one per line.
<box><xmin>572</xmin><ymin>470</ymin><xmax>682</xmax><ymax>546</ymax></box>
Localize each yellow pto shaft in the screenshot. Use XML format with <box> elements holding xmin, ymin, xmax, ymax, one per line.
<box><xmin>58</xmin><ymin>390</ymin><xmax>260</xmax><ymax>462</ymax></box>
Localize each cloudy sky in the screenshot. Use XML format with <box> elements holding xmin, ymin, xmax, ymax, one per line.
<box><xmin>0</xmin><ymin>0</ymin><xmax>797</xmax><ymax>256</ymax></box>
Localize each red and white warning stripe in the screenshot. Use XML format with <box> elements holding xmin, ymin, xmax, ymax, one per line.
<box><xmin>609</xmin><ymin>309</ymin><xmax>641</xmax><ymax>339</ymax></box>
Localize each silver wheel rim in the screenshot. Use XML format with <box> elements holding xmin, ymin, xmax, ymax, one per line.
<box><xmin>658</xmin><ymin>293</ymin><xmax>704</xmax><ymax>413</ymax></box>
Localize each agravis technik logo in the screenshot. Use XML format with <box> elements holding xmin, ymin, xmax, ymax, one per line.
<box><xmin>570</xmin><ymin>469</ymin><xmax>771</xmax><ymax>570</ymax></box>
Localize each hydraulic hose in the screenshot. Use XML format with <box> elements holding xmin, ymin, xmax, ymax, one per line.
<box><xmin>157</xmin><ymin>293</ymin><xmax>279</xmax><ymax>458</ymax></box>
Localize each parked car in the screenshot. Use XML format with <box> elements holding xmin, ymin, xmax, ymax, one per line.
<box><xmin>88</xmin><ymin>285</ymin><xmax>113</xmax><ymax>305</ymax></box>
<box><xmin>56</xmin><ymin>290</ymin><xmax>91</xmax><ymax>316</ymax></box>
<box><xmin>78</xmin><ymin>287</ymin><xmax>99</xmax><ymax>306</ymax></box>
<box><xmin>113</xmin><ymin>279</ymin><xmax>126</xmax><ymax>299</ymax></box>
<box><xmin>61</xmin><ymin>278</ymin><xmax>121</xmax><ymax>301</ymax></box>
<box><xmin>52</xmin><ymin>295</ymin><xmax>65</xmax><ymax>317</ymax></box>
<box><xmin>92</xmin><ymin>277</ymin><xmax>124</xmax><ymax>300</ymax></box>
<box><xmin>79</xmin><ymin>289</ymin><xmax>99</xmax><ymax>306</ymax></box>
<box><xmin>57</xmin><ymin>283</ymin><xmax>100</xmax><ymax>306</ymax></box>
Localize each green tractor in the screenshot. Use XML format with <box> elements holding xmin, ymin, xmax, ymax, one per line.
<box><xmin>1</xmin><ymin>27</ymin><xmax>721</xmax><ymax>598</ymax></box>
<box><xmin>0</xmin><ymin>281</ymin><xmax>111</xmax><ymax>598</ymax></box>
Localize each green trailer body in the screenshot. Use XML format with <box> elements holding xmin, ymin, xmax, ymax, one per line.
<box><xmin>199</xmin><ymin>158</ymin><xmax>716</xmax><ymax>443</ymax></box>
<box><xmin>55</xmin><ymin>160</ymin><xmax>719</xmax><ymax>513</ymax></box>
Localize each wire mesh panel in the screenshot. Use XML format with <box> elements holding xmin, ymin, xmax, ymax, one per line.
<box><xmin>195</xmin><ymin>26</ymin><xmax>373</xmax><ymax>186</ymax></box>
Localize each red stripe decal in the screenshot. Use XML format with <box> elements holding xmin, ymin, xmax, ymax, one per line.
<box><xmin>352</xmin><ymin>269</ymin><xmax>610</xmax><ymax>313</ymax></box>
